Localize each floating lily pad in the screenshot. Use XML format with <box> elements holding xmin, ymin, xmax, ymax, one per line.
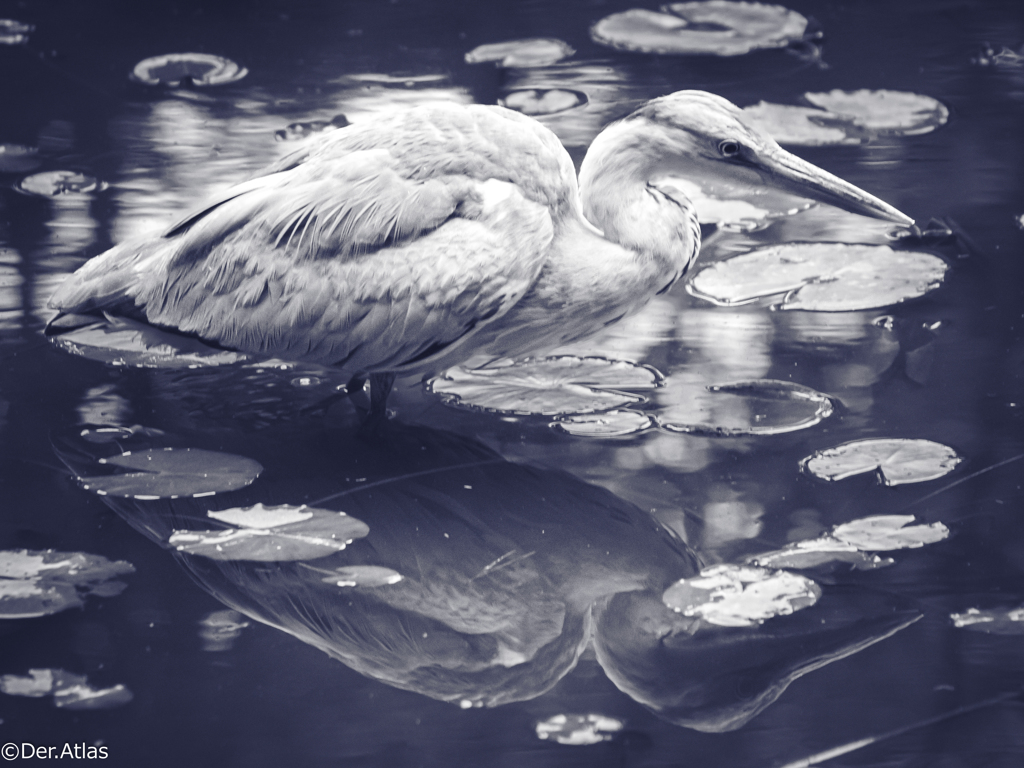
<box><xmin>743</xmin><ymin>101</ymin><xmax>863</xmax><ymax>146</ymax></box>
<box><xmin>428</xmin><ymin>357</ymin><xmax>662</xmax><ymax>416</ymax></box>
<box><xmin>657</xmin><ymin>379</ymin><xmax>833</xmax><ymax>436</ymax></box>
<box><xmin>552</xmin><ymin>410</ymin><xmax>653</xmax><ymax>437</ymax></box>
<box><xmin>805</xmin><ymin>90</ymin><xmax>949</xmax><ymax>136</ymax></box>
<box><xmin>748</xmin><ymin>538</ymin><xmax>893</xmax><ymax>571</ymax></box>
<box><xmin>170</xmin><ymin>506</ymin><xmax>369</xmax><ymax>562</ymax></box>
<box><xmin>0</xmin><ymin>549</ymin><xmax>134</xmax><ymax>619</ymax></box>
<box><xmin>591</xmin><ymin>1</ymin><xmax>808</xmax><ymax>56</ymax></box>
<box><xmin>76</xmin><ymin>447</ymin><xmax>263</xmax><ymax>499</ymax></box>
<box><xmin>951</xmin><ymin>606</ymin><xmax>1024</xmax><ymax>635</ymax></box>
<box><xmin>49</xmin><ymin>314</ymin><xmax>251</xmax><ymax>368</ymax></box>
<box><xmin>535</xmin><ymin>713</ymin><xmax>625</xmax><ymax>745</ymax></box>
<box><xmin>688</xmin><ymin>243</ymin><xmax>948</xmax><ymax>311</ymax></box>
<box><xmin>501</xmin><ymin>89</ymin><xmax>587</xmax><ymax>116</ymax></box>
<box><xmin>130</xmin><ymin>53</ymin><xmax>248</xmax><ymax>87</ymax></box>
<box><xmin>464</xmin><ymin>38</ymin><xmax>574</xmax><ymax>67</ymax></box>
<box><xmin>0</xmin><ymin>669</ymin><xmax>132</xmax><ymax>709</ymax></box>
<box><xmin>0</xmin><ymin>143</ymin><xmax>41</xmax><ymax>172</ymax></box>
<box><xmin>79</xmin><ymin>425</ymin><xmax>166</xmax><ymax>444</ymax></box>
<box><xmin>832</xmin><ymin>515</ymin><xmax>949</xmax><ymax>551</ymax></box>
<box><xmin>0</xmin><ymin>18</ymin><xmax>33</xmax><ymax>45</ymax></box>
<box><xmin>274</xmin><ymin>114</ymin><xmax>350</xmax><ymax>141</ymax></box>
<box><xmin>663</xmin><ymin>564</ymin><xmax>821</xmax><ymax>627</ymax></box>
<box><xmin>314</xmin><ymin>565</ymin><xmax>404</xmax><ymax>588</ymax></box>
<box><xmin>801</xmin><ymin>438</ymin><xmax>962</xmax><ymax>485</ymax></box>
<box><xmin>16</xmin><ymin>171</ymin><xmax>105</xmax><ymax>197</ymax></box>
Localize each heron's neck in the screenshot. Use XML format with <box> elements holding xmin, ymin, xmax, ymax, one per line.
<box><xmin>578</xmin><ymin>119</ymin><xmax>697</xmax><ymax>277</ymax></box>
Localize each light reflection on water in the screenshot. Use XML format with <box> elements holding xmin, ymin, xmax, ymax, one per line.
<box><xmin>1</xmin><ymin>0</ymin><xmax>1023</xmax><ymax>766</ymax></box>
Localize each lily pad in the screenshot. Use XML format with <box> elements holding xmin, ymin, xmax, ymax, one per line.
<box><xmin>688</xmin><ymin>243</ymin><xmax>948</xmax><ymax>311</ymax></box>
<box><xmin>662</xmin><ymin>564</ymin><xmax>821</xmax><ymax>627</ymax></box>
<box><xmin>76</xmin><ymin>447</ymin><xmax>263</xmax><ymax>499</ymax></box>
<box><xmin>427</xmin><ymin>357</ymin><xmax>662</xmax><ymax>416</ymax></box>
<box><xmin>743</xmin><ymin>101</ymin><xmax>863</xmax><ymax>146</ymax></box>
<box><xmin>801</xmin><ymin>438</ymin><xmax>962</xmax><ymax>485</ymax></box>
<box><xmin>657</xmin><ymin>379</ymin><xmax>833</xmax><ymax>436</ymax></box>
<box><xmin>591</xmin><ymin>1</ymin><xmax>808</xmax><ymax>56</ymax></box>
<box><xmin>0</xmin><ymin>143</ymin><xmax>41</xmax><ymax>172</ymax></box>
<box><xmin>170</xmin><ymin>506</ymin><xmax>369</xmax><ymax>562</ymax></box>
<box><xmin>0</xmin><ymin>18</ymin><xmax>33</xmax><ymax>45</ymax></box>
<box><xmin>832</xmin><ymin>515</ymin><xmax>949</xmax><ymax>551</ymax></box>
<box><xmin>198</xmin><ymin>609</ymin><xmax>250</xmax><ymax>651</ymax></box>
<box><xmin>748</xmin><ymin>538</ymin><xmax>893</xmax><ymax>571</ymax></box>
<box><xmin>805</xmin><ymin>90</ymin><xmax>949</xmax><ymax>136</ymax></box>
<box><xmin>951</xmin><ymin>606</ymin><xmax>1024</xmax><ymax>635</ymax></box>
<box><xmin>464</xmin><ymin>38</ymin><xmax>574</xmax><ymax>67</ymax></box>
<box><xmin>130</xmin><ymin>53</ymin><xmax>248</xmax><ymax>87</ymax></box>
<box><xmin>49</xmin><ymin>314</ymin><xmax>251</xmax><ymax>368</ymax></box>
<box><xmin>16</xmin><ymin>171</ymin><xmax>105</xmax><ymax>197</ymax></box>
<box><xmin>501</xmin><ymin>89</ymin><xmax>587</xmax><ymax>116</ymax></box>
<box><xmin>0</xmin><ymin>549</ymin><xmax>134</xmax><ymax>619</ymax></box>
<box><xmin>552</xmin><ymin>410</ymin><xmax>653</xmax><ymax>437</ymax></box>
<box><xmin>0</xmin><ymin>669</ymin><xmax>132</xmax><ymax>709</ymax></box>
<box><xmin>535</xmin><ymin>713</ymin><xmax>625</xmax><ymax>745</ymax></box>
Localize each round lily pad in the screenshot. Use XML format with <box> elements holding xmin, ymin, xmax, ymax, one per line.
<box><xmin>805</xmin><ymin>89</ymin><xmax>949</xmax><ymax>136</ymax></box>
<box><xmin>130</xmin><ymin>53</ymin><xmax>248</xmax><ymax>87</ymax></box>
<box><xmin>0</xmin><ymin>18</ymin><xmax>33</xmax><ymax>45</ymax></box>
<box><xmin>0</xmin><ymin>143</ymin><xmax>41</xmax><ymax>172</ymax></box>
<box><xmin>464</xmin><ymin>38</ymin><xmax>574</xmax><ymax>67</ymax></box>
<box><xmin>657</xmin><ymin>379</ymin><xmax>833</xmax><ymax>436</ymax></box>
<box><xmin>208</xmin><ymin>503</ymin><xmax>315</xmax><ymax>528</ymax></box>
<box><xmin>76</xmin><ymin>448</ymin><xmax>263</xmax><ymax>499</ymax></box>
<box><xmin>535</xmin><ymin>714</ymin><xmax>625</xmax><ymax>745</ymax></box>
<box><xmin>743</xmin><ymin>101</ymin><xmax>863</xmax><ymax>146</ymax></box>
<box><xmin>552</xmin><ymin>410</ymin><xmax>653</xmax><ymax>437</ymax></box>
<box><xmin>591</xmin><ymin>1</ymin><xmax>808</xmax><ymax>56</ymax></box>
<box><xmin>662</xmin><ymin>563</ymin><xmax>821</xmax><ymax>627</ymax></box>
<box><xmin>501</xmin><ymin>89</ymin><xmax>587</xmax><ymax>116</ymax></box>
<box><xmin>688</xmin><ymin>243</ymin><xmax>949</xmax><ymax>311</ymax></box>
<box><xmin>801</xmin><ymin>438</ymin><xmax>962</xmax><ymax>485</ymax></box>
<box><xmin>427</xmin><ymin>356</ymin><xmax>662</xmax><ymax>416</ymax></box>
<box><xmin>49</xmin><ymin>315</ymin><xmax>251</xmax><ymax>368</ymax></box>
<box><xmin>832</xmin><ymin>515</ymin><xmax>949</xmax><ymax>551</ymax></box>
<box><xmin>16</xmin><ymin>171</ymin><xmax>105</xmax><ymax>197</ymax></box>
<box><xmin>951</xmin><ymin>606</ymin><xmax>1024</xmax><ymax>635</ymax></box>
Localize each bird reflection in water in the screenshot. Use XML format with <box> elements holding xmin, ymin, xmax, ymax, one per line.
<box><xmin>53</xmin><ymin>422</ymin><xmax>919</xmax><ymax>730</ymax></box>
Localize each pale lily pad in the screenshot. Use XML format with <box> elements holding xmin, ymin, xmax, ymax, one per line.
<box><xmin>657</xmin><ymin>379</ymin><xmax>833</xmax><ymax>436</ymax></box>
<box><xmin>501</xmin><ymin>89</ymin><xmax>587</xmax><ymax>116</ymax></box>
<box><xmin>79</xmin><ymin>425</ymin><xmax>166</xmax><ymax>444</ymax></box>
<box><xmin>0</xmin><ymin>143</ymin><xmax>41</xmax><ymax>172</ymax></box>
<box><xmin>77</xmin><ymin>448</ymin><xmax>263</xmax><ymax>499</ymax></box>
<box><xmin>49</xmin><ymin>314</ymin><xmax>251</xmax><ymax>368</ymax></box>
<box><xmin>208</xmin><ymin>503</ymin><xmax>314</xmax><ymax>528</ymax></box>
<box><xmin>743</xmin><ymin>101</ymin><xmax>863</xmax><ymax>146</ymax></box>
<box><xmin>591</xmin><ymin>1</ymin><xmax>808</xmax><ymax>56</ymax></box>
<box><xmin>805</xmin><ymin>89</ymin><xmax>949</xmax><ymax>136</ymax></box>
<box><xmin>535</xmin><ymin>713</ymin><xmax>625</xmax><ymax>745</ymax></box>
<box><xmin>951</xmin><ymin>606</ymin><xmax>1024</xmax><ymax>635</ymax></box>
<box><xmin>16</xmin><ymin>171</ymin><xmax>105</xmax><ymax>197</ymax></box>
<box><xmin>314</xmin><ymin>565</ymin><xmax>404</xmax><ymax>588</ymax></box>
<box><xmin>688</xmin><ymin>243</ymin><xmax>948</xmax><ymax>311</ymax></box>
<box><xmin>801</xmin><ymin>438</ymin><xmax>962</xmax><ymax>485</ymax></box>
<box><xmin>0</xmin><ymin>19</ymin><xmax>33</xmax><ymax>45</ymax></box>
<box><xmin>427</xmin><ymin>357</ymin><xmax>662</xmax><ymax>416</ymax></box>
<box><xmin>170</xmin><ymin>507</ymin><xmax>369</xmax><ymax>562</ymax></box>
<box><xmin>0</xmin><ymin>549</ymin><xmax>134</xmax><ymax>619</ymax></box>
<box><xmin>662</xmin><ymin>564</ymin><xmax>820</xmax><ymax>627</ymax></box>
<box><xmin>130</xmin><ymin>53</ymin><xmax>248</xmax><ymax>86</ymax></box>
<box><xmin>748</xmin><ymin>538</ymin><xmax>893</xmax><ymax>571</ymax></box>
<box><xmin>1</xmin><ymin>669</ymin><xmax>132</xmax><ymax>709</ymax></box>
<box><xmin>464</xmin><ymin>38</ymin><xmax>574</xmax><ymax>67</ymax></box>
<box><xmin>832</xmin><ymin>515</ymin><xmax>949</xmax><ymax>551</ymax></box>
<box><xmin>552</xmin><ymin>410</ymin><xmax>653</xmax><ymax>437</ymax></box>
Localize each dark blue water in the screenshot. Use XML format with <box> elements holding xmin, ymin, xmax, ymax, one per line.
<box><xmin>1</xmin><ymin>1</ymin><xmax>1023</xmax><ymax>766</ymax></box>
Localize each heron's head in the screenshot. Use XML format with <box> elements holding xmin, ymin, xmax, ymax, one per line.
<box><xmin>614</xmin><ymin>90</ymin><xmax>914</xmax><ymax>226</ymax></box>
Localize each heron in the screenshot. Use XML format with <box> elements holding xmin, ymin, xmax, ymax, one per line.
<box><xmin>47</xmin><ymin>90</ymin><xmax>913</xmax><ymax>418</ymax></box>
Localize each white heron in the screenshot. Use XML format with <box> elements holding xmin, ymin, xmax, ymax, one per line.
<box><xmin>48</xmin><ymin>90</ymin><xmax>912</xmax><ymax>416</ymax></box>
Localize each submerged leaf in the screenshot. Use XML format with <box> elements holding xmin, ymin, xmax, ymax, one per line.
<box><xmin>130</xmin><ymin>53</ymin><xmax>248</xmax><ymax>86</ymax></box>
<box><xmin>688</xmin><ymin>243</ymin><xmax>948</xmax><ymax>311</ymax></box>
<box><xmin>657</xmin><ymin>379</ymin><xmax>833</xmax><ymax>436</ymax></box>
<box><xmin>0</xmin><ymin>143</ymin><xmax>41</xmax><ymax>172</ymax></box>
<box><xmin>16</xmin><ymin>171</ymin><xmax>105</xmax><ymax>197</ymax></box>
<box><xmin>501</xmin><ymin>89</ymin><xmax>587</xmax><ymax>116</ymax></box>
<box><xmin>0</xmin><ymin>549</ymin><xmax>134</xmax><ymax>619</ymax></box>
<box><xmin>801</xmin><ymin>438</ymin><xmax>962</xmax><ymax>485</ymax></box>
<box><xmin>208</xmin><ymin>503</ymin><xmax>314</xmax><ymax>528</ymax></box>
<box><xmin>1</xmin><ymin>669</ymin><xmax>132</xmax><ymax>709</ymax></box>
<box><xmin>552</xmin><ymin>410</ymin><xmax>653</xmax><ymax>437</ymax></box>
<box><xmin>317</xmin><ymin>565</ymin><xmax>404</xmax><ymax>588</ymax></box>
<box><xmin>662</xmin><ymin>564</ymin><xmax>821</xmax><ymax>626</ymax></box>
<box><xmin>464</xmin><ymin>38</ymin><xmax>574</xmax><ymax>67</ymax></box>
<box><xmin>428</xmin><ymin>357</ymin><xmax>661</xmax><ymax>416</ymax></box>
<box><xmin>170</xmin><ymin>507</ymin><xmax>369</xmax><ymax>562</ymax></box>
<box><xmin>805</xmin><ymin>89</ymin><xmax>948</xmax><ymax>136</ymax></box>
<box><xmin>591</xmin><ymin>1</ymin><xmax>808</xmax><ymax>56</ymax></box>
<box><xmin>535</xmin><ymin>713</ymin><xmax>625</xmax><ymax>745</ymax></box>
<box><xmin>832</xmin><ymin>515</ymin><xmax>949</xmax><ymax>550</ymax></box>
<box><xmin>77</xmin><ymin>448</ymin><xmax>263</xmax><ymax>499</ymax></box>
<box><xmin>951</xmin><ymin>606</ymin><xmax>1024</xmax><ymax>635</ymax></box>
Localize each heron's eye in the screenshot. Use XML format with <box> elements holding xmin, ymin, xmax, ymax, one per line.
<box><xmin>718</xmin><ymin>140</ymin><xmax>741</xmax><ymax>158</ymax></box>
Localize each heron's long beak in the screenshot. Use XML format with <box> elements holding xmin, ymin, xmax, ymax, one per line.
<box><xmin>759</xmin><ymin>147</ymin><xmax>914</xmax><ymax>226</ymax></box>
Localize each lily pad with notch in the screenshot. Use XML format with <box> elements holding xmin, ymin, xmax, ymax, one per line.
<box><xmin>427</xmin><ymin>356</ymin><xmax>662</xmax><ymax>416</ymax></box>
<box><xmin>832</xmin><ymin>515</ymin><xmax>949</xmax><ymax>550</ymax></box>
<box><xmin>501</xmin><ymin>89</ymin><xmax>587</xmax><ymax>116</ymax></box>
<box><xmin>76</xmin><ymin>447</ymin><xmax>263</xmax><ymax>499</ymax></box>
<box><xmin>535</xmin><ymin>713</ymin><xmax>625</xmax><ymax>745</ymax></box>
<box><xmin>0</xmin><ymin>549</ymin><xmax>134</xmax><ymax>619</ymax></box>
<box><xmin>552</xmin><ymin>410</ymin><xmax>653</xmax><ymax>437</ymax></box>
<box><xmin>688</xmin><ymin>243</ymin><xmax>949</xmax><ymax>311</ymax></box>
<box><xmin>804</xmin><ymin>89</ymin><xmax>949</xmax><ymax>136</ymax></box>
<box><xmin>801</xmin><ymin>438</ymin><xmax>962</xmax><ymax>485</ymax></box>
<box><xmin>591</xmin><ymin>1</ymin><xmax>809</xmax><ymax>56</ymax></box>
<box><xmin>657</xmin><ymin>379</ymin><xmax>833</xmax><ymax>436</ymax></box>
<box><xmin>16</xmin><ymin>171</ymin><xmax>106</xmax><ymax>197</ymax></box>
<box><xmin>130</xmin><ymin>53</ymin><xmax>248</xmax><ymax>87</ymax></box>
<box><xmin>464</xmin><ymin>38</ymin><xmax>574</xmax><ymax>67</ymax></box>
